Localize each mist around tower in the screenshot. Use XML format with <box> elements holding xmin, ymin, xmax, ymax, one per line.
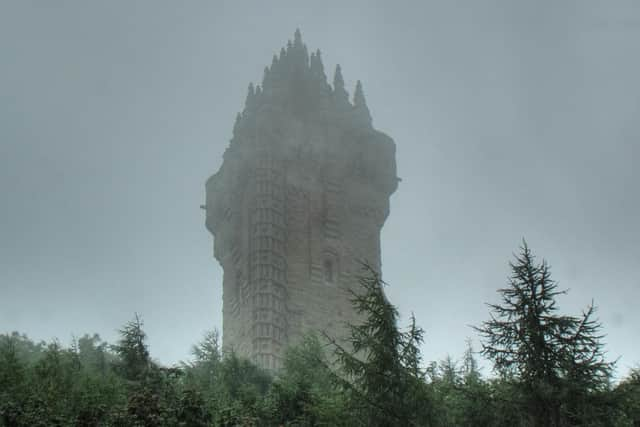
<box><xmin>1</xmin><ymin>22</ymin><xmax>639</xmax><ymax>427</ymax></box>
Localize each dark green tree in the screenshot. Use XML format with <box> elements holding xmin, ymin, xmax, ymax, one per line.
<box><xmin>266</xmin><ymin>334</ymin><xmax>351</xmax><ymax>426</ymax></box>
<box><xmin>0</xmin><ymin>336</ymin><xmax>27</xmax><ymax>426</ymax></box>
<box><xmin>184</xmin><ymin>329</ymin><xmax>222</xmax><ymax>394</ymax></box>
<box><xmin>76</xmin><ymin>333</ymin><xmax>114</xmax><ymax>375</ymax></box>
<box><xmin>615</xmin><ymin>367</ymin><xmax>640</xmax><ymax>426</ymax></box>
<box><xmin>425</xmin><ymin>345</ymin><xmax>497</xmax><ymax>427</ymax></box>
<box><xmin>176</xmin><ymin>388</ymin><xmax>212</xmax><ymax>427</ymax></box>
<box><xmin>111</xmin><ymin>313</ymin><xmax>151</xmax><ymax>383</ymax></box>
<box><xmin>326</xmin><ymin>264</ymin><xmax>434</xmax><ymax>427</ymax></box>
<box><xmin>0</xmin><ymin>335</ymin><xmax>25</xmax><ymax>395</ymax></box>
<box><xmin>218</xmin><ymin>352</ymin><xmax>271</xmax><ymax>416</ymax></box>
<box><xmin>475</xmin><ymin>241</ymin><xmax>614</xmax><ymax>427</ymax></box>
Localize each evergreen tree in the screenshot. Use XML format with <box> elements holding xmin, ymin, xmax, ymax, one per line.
<box><xmin>111</xmin><ymin>313</ymin><xmax>151</xmax><ymax>383</ymax></box>
<box><xmin>0</xmin><ymin>335</ymin><xmax>25</xmax><ymax>395</ymax></box>
<box><xmin>0</xmin><ymin>336</ymin><xmax>26</xmax><ymax>426</ymax></box>
<box><xmin>185</xmin><ymin>329</ymin><xmax>222</xmax><ymax>394</ymax></box>
<box><xmin>615</xmin><ymin>367</ymin><xmax>640</xmax><ymax>426</ymax></box>
<box><xmin>266</xmin><ymin>334</ymin><xmax>351</xmax><ymax>426</ymax></box>
<box><xmin>475</xmin><ymin>241</ymin><xmax>614</xmax><ymax>427</ymax></box>
<box><xmin>176</xmin><ymin>388</ymin><xmax>212</xmax><ymax>427</ymax></box>
<box><xmin>191</xmin><ymin>329</ymin><xmax>221</xmax><ymax>367</ymax></box>
<box><xmin>326</xmin><ymin>264</ymin><xmax>433</xmax><ymax>427</ymax></box>
<box><xmin>76</xmin><ymin>333</ymin><xmax>113</xmax><ymax>375</ymax></box>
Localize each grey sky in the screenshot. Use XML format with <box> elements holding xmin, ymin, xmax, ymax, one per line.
<box><xmin>1</xmin><ymin>1</ymin><xmax>638</xmax><ymax>377</ymax></box>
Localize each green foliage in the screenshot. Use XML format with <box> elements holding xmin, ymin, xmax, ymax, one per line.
<box><xmin>181</xmin><ymin>329</ymin><xmax>274</xmax><ymax>425</ymax></box>
<box><xmin>614</xmin><ymin>367</ymin><xmax>640</xmax><ymax>426</ymax></box>
<box><xmin>0</xmin><ymin>335</ymin><xmax>25</xmax><ymax>395</ymax></box>
<box><xmin>182</xmin><ymin>330</ymin><xmax>222</xmax><ymax>400</ymax></box>
<box><xmin>0</xmin><ymin>332</ymin><xmax>45</xmax><ymax>365</ymax></box>
<box><xmin>76</xmin><ymin>333</ymin><xmax>114</xmax><ymax>375</ymax></box>
<box><xmin>425</xmin><ymin>342</ymin><xmax>500</xmax><ymax>427</ymax></box>
<box><xmin>0</xmin><ymin>331</ymin><xmax>127</xmax><ymax>426</ymax></box>
<box><xmin>0</xmin><ymin>245</ymin><xmax>636</xmax><ymax>426</ymax></box>
<box><xmin>176</xmin><ymin>388</ymin><xmax>212</xmax><ymax>426</ymax></box>
<box><xmin>265</xmin><ymin>334</ymin><xmax>352</xmax><ymax>426</ymax></box>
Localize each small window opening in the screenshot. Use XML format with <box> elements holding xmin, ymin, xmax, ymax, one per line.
<box><xmin>324</xmin><ymin>259</ymin><xmax>334</xmax><ymax>284</ymax></box>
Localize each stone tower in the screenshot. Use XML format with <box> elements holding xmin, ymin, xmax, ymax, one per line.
<box><xmin>204</xmin><ymin>30</ymin><xmax>398</xmax><ymax>370</ymax></box>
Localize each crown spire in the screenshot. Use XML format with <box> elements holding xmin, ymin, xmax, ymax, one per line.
<box><xmin>262</xmin><ymin>66</ymin><xmax>271</xmax><ymax>88</ymax></box>
<box><xmin>311</xmin><ymin>49</ymin><xmax>326</xmax><ymax>79</ymax></box>
<box><xmin>353</xmin><ymin>80</ymin><xmax>372</xmax><ymax>125</ymax></box>
<box><xmin>232</xmin><ymin>112</ymin><xmax>242</xmax><ymax>136</ymax></box>
<box><xmin>354</xmin><ymin>80</ymin><xmax>367</xmax><ymax>106</ymax></box>
<box><xmin>244</xmin><ymin>82</ymin><xmax>256</xmax><ymax>111</ymax></box>
<box><xmin>237</xmin><ymin>31</ymin><xmax>378</xmax><ymax>123</ymax></box>
<box><xmin>294</xmin><ymin>28</ymin><xmax>303</xmax><ymax>47</ymax></box>
<box><xmin>333</xmin><ymin>64</ymin><xmax>344</xmax><ymax>90</ymax></box>
<box><xmin>332</xmin><ymin>64</ymin><xmax>350</xmax><ymax>108</ymax></box>
<box><xmin>316</xmin><ymin>50</ymin><xmax>324</xmax><ymax>70</ymax></box>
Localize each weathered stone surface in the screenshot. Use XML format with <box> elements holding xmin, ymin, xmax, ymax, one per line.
<box><xmin>204</xmin><ymin>30</ymin><xmax>398</xmax><ymax>370</ymax></box>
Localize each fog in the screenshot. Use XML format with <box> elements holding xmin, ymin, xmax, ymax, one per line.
<box><xmin>1</xmin><ymin>1</ymin><xmax>638</xmax><ymax>376</ymax></box>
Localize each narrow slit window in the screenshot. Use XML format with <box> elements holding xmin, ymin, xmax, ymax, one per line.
<box><xmin>324</xmin><ymin>259</ymin><xmax>334</xmax><ymax>284</ymax></box>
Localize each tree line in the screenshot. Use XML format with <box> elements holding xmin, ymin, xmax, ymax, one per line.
<box><xmin>1</xmin><ymin>242</ymin><xmax>639</xmax><ymax>426</ymax></box>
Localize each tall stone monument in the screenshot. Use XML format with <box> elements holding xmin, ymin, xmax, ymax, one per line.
<box><xmin>204</xmin><ymin>30</ymin><xmax>398</xmax><ymax>370</ymax></box>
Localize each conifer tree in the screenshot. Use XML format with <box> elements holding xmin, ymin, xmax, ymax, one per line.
<box><xmin>475</xmin><ymin>241</ymin><xmax>614</xmax><ymax>427</ymax></box>
<box><xmin>184</xmin><ymin>329</ymin><xmax>222</xmax><ymax>396</ymax></box>
<box><xmin>0</xmin><ymin>336</ymin><xmax>27</xmax><ymax>426</ymax></box>
<box><xmin>326</xmin><ymin>264</ymin><xmax>433</xmax><ymax>427</ymax></box>
<box><xmin>111</xmin><ymin>313</ymin><xmax>151</xmax><ymax>383</ymax></box>
<box><xmin>266</xmin><ymin>334</ymin><xmax>351</xmax><ymax>426</ymax></box>
<box><xmin>0</xmin><ymin>335</ymin><xmax>24</xmax><ymax>395</ymax></box>
<box><xmin>615</xmin><ymin>367</ymin><xmax>640</xmax><ymax>425</ymax></box>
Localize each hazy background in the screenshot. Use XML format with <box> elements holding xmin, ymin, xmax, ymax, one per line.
<box><xmin>1</xmin><ymin>1</ymin><xmax>638</xmax><ymax>377</ymax></box>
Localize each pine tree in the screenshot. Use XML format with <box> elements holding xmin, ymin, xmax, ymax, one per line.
<box><xmin>615</xmin><ymin>367</ymin><xmax>640</xmax><ymax>426</ymax></box>
<box><xmin>266</xmin><ymin>334</ymin><xmax>351</xmax><ymax>426</ymax></box>
<box><xmin>111</xmin><ymin>313</ymin><xmax>151</xmax><ymax>383</ymax></box>
<box><xmin>475</xmin><ymin>240</ymin><xmax>614</xmax><ymax>427</ymax></box>
<box><xmin>0</xmin><ymin>335</ymin><xmax>25</xmax><ymax>394</ymax></box>
<box><xmin>326</xmin><ymin>264</ymin><xmax>433</xmax><ymax>427</ymax></box>
<box><xmin>184</xmin><ymin>329</ymin><xmax>222</xmax><ymax>397</ymax></box>
<box><xmin>0</xmin><ymin>336</ymin><xmax>26</xmax><ymax>426</ymax></box>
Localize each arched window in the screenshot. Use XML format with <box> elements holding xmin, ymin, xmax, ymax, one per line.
<box><xmin>324</xmin><ymin>259</ymin><xmax>334</xmax><ymax>284</ymax></box>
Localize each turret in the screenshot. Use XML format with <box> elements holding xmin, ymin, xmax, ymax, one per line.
<box><xmin>353</xmin><ymin>80</ymin><xmax>372</xmax><ymax>127</ymax></box>
<box><xmin>232</xmin><ymin>112</ymin><xmax>242</xmax><ymax>137</ymax></box>
<box><xmin>332</xmin><ymin>64</ymin><xmax>351</xmax><ymax>110</ymax></box>
<box><xmin>244</xmin><ymin>82</ymin><xmax>256</xmax><ymax>113</ymax></box>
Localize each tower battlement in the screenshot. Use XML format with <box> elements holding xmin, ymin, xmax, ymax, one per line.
<box><xmin>205</xmin><ymin>30</ymin><xmax>398</xmax><ymax>370</ymax></box>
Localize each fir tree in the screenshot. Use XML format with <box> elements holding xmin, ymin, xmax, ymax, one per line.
<box><xmin>326</xmin><ymin>264</ymin><xmax>433</xmax><ymax>427</ymax></box>
<box><xmin>111</xmin><ymin>313</ymin><xmax>151</xmax><ymax>383</ymax></box>
<box><xmin>475</xmin><ymin>240</ymin><xmax>614</xmax><ymax>427</ymax></box>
